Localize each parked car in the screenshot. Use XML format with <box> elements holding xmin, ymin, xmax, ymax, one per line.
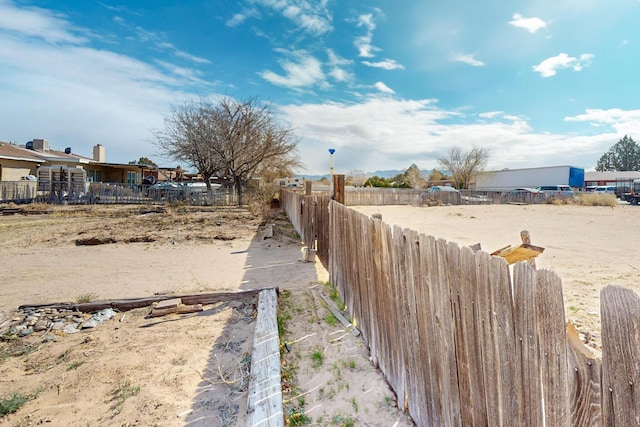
<box><xmin>593</xmin><ymin>186</ymin><xmax>615</xmax><ymax>194</ymax></box>
<box><xmin>427</xmin><ymin>185</ymin><xmax>459</xmax><ymax>193</ymax></box>
<box><xmin>510</xmin><ymin>187</ymin><xmax>543</xmax><ymax>195</ymax></box>
<box><xmin>535</xmin><ymin>185</ymin><xmax>574</xmax><ymax>198</ymax></box>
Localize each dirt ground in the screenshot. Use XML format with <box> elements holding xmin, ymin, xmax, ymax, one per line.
<box><xmin>0</xmin><ymin>205</ymin><xmax>413</xmax><ymax>427</ymax></box>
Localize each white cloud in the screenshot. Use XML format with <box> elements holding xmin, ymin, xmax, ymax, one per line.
<box><xmin>327</xmin><ymin>49</ymin><xmax>352</xmax><ymax>82</ymax></box>
<box><xmin>478</xmin><ymin>111</ymin><xmax>503</xmax><ymax>119</ymax></box>
<box><xmin>355</xmin><ymin>13</ymin><xmax>379</xmax><ymax>58</ymax></box>
<box><xmin>565</xmin><ymin>108</ymin><xmax>640</xmax><ymax>136</ymax></box>
<box><xmin>252</xmin><ymin>0</ymin><xmax>332</xmax><ymax>35</ymax></box>
<box><xmin>0</xmin><ymin>0</ymin><xmax>87</xmax><ymax>44</ymax></box>
<box><xmin>260</xmin><ymin>50</ymin><xmax>326</xmax><ymax>88</ymax></box>
<box><xmin>508</xmin><ymin>13</ymin><xmax>548</xmax><ymax>33</ymax></box>
<box><xmin>362</xmin><ymin>59</ymin><xmax>405</xmax><ymax>70</ymax></box>
<box><xmin>532</xmin><ymin>53</ymin><xmax>594</xmax><ymax>77</ymax></box>
<box><xmin>174</xmin><ymin>50</ymin><xmax>211</xmax><ymax>64</ymax></box>
<box><xmin>453</xmin><ymin>53</ymin><xmax>485</xmax><ymax>67</ymax></box>
<box><xmin>276</xmin><ymin>97</ymin><xmax>621</xmax><ymax>174</ymax></box>
<box><xmin>374</xmin><ymin>81</ymin><xmax>394</xmax><ymax>94</ymax></box>
<box><xmin>226</xmin><ymin>13</ymin><xmax>248</xmax><ymax>27</ymax></box>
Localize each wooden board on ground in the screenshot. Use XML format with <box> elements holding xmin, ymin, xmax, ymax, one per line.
<box><xmin>155</xmin><ymin>298</ymin><xmax>182</xmax><ymax>310</ymax></box>
<box><xmin>317</xmin><ymin>290</ymin><xmax>360</xmax><ymax>336</ymax></box>
<box><xmin>247</xmin><ymin>288</ymin><xmax>283</xmax><ymax>427</ymax></box>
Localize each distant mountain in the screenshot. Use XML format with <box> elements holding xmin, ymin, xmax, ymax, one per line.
<box><xmin>296</xmin><ymin>169</ymin><xmax>406</xmax><ymax>181</ymax></box>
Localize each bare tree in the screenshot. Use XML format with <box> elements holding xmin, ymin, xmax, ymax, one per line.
<box><xmin>438</xmin><ymin>146</ymin><xmax>489</xmax><ymax>189</ymax></box>
<box><xmin>346</xmin><ymin>169</ymin><xmax>370</xmax><ymax>187</ymax></box>
<box><xmin>404</xmin><ymin>164</ymin><xmax>427</xmax><ymax>188</ymax></box>
<box><xmin>153</xmin><ymin>97</ymin><xmax>301</xmax><ymax>205</ymax></box>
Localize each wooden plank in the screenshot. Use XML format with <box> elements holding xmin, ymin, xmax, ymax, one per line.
<box><xmin>456</xmin><ymin>245</ymin><xmax>489</xmax><ymax>426</ymax></box>
<box><xmin>424</xmin><ymin>235</ymin><xmax>460</xmax><ymax>425</ymax></box>
<box><xmin>416</xmin><ymin>234</ymin><xmax>443</xmax><ymax>426</ymax></box>
<box><xmin>512</xmin><ymin>262</ymin><xmax>543</xmax><ymax>426</ymax></box>
<box><xmin>317</xmin><ymin>291</ymin><xmax>360</xmax><ymax>336</ymax></box>
<box><xmin>19</xmin><ymin>288</ymin><xmax>268</xmax><ymax>313</ymax></box>
<box><xmin>247</xmin><ymin>288</ymin><xmax>283</xmax><ymax>427</ymax></box>
<box><xmin>148</xmin><ymin>304</ymin><xmax>203</xmax><ymax>318</ymax></box>
<box><xmin>155</xmin><ymin>298</ymin><xmax>182</xmax><ymax>310</ymax></box>
<box><xmin>566</xmin><ymin>322</ymin><xmax>602</xmax><ymax>427</ymax></box>
<box><xmin>600</xmin><ymin>285</ymin><xmax>640</xmax><ymax>426</ymax></box>
<box><xmin>536</xmin><ymin>269</ymin><xmax>569</xmax><ymax>425</ymax></box>
<box><xmin>488</xmin><ymin>254</ymin><xmax>520</xmax><ymax>424</ymax></box>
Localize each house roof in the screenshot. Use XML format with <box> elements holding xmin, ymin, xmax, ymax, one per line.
<box><xmin>585</xmin><ymin>171</ymin><xmax>640</xmax><ymax>181</ymax></box>
<box><xmin>0</xmin><ymin>142</ymin><xmax>43</xmax><ymax>163</ymax></box>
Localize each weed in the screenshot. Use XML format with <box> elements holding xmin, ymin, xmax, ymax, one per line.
<box><xmin>350</xmin><ymin>397</ymin><xmax>358</xmax><ymax>412</ymax></box>
<box><xmin>0</xmin><ymin>389</ymin><xmax>39</xmax><ymax>416</ymax></box>
<box><xmin>331</xmin><ymin>413</ymin><xmax>354</xmax><ymax>427</ymax></box>
<box><xmin>286</xmin><ymin>406</ymin><xmax>311</xmax><ymax>426</ymax></box>
<box><xmin>325</xmin><ymin>282</ymin><xmax>346</xmax><ymax>311</ymax></box>
<box><xmin>332</xmin><ymin>362</ymin><xmax>341</xmax><ymax>378</ymax></box>
<box><xmin>383</xmin><ymin>395</ymin><xmax>395</xmax><ymax>408</ymax></box>
<box><xmin>324</xmin><ymin>312</ymin><xmax>337</xmax><ymax>326</ymax></box>
<box><xmin>113</xmin><ymin>379</ymin><xmax>140</xmax><ymax>414</ymax></box>
<box><xmin>347</xmin><ymin>360</ymin><xmax>356</xmax><ymax>369</ymax></box>
<box><xmin>568</xmin><ymin>306</ymin><xmax>577</xmax><ymax>312</ymax></box>
<box><xmin>298</xmin><ymin>396</ymin><xmax>306</xmax><ymax>406</ymax></box>
<box><xmin>75</xmin><ymin>292</ymin><xmax>98</xmax><ymax>304</ymax></box>
<box><xmin>311</xmin><ymin>349</ymin><xmax>324</xmax><ymax>369</ymax></box>
<box><xmin>67</xmin><ymin>361</ymin><xmax>85</xmax><ymax>371</ymax></box>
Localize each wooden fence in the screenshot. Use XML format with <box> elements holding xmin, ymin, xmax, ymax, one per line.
<box><xmin>0</xmin><ymin>181</ymin><xmax>37</xmax><ymax>202</ymax></box>
<box><xmin>281</xmin><ymin>189</ymin><xmax>639</xmax><ymax>426</ymax></box>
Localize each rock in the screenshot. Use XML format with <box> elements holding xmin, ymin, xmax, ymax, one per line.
<box><xmin>44</xmin><ymin>334</ymin><xmax>57</xmax><ymax>343</ymax></box>
<box><xmin>92</xmin><ymin>308</ymin><xmax>117</xmax><ymax>323</ymax></box>
<box><xmin>63</xmin><ymin>324</ymin><xmax>80</xmax><ymax>334</ymax></box>
<box><xmin>81</xmin><ymin>319</ymin><xmax>99</xmax><ymax>329</ymax></box>
<box><xmin>33</xmin><ymin>320</ymin><xmax>49</xmax><ymax>332</ymax></box>
<box><xmin>51</xmin><ymin>321</ymin><xmax>65</xmax><ymax>330</ymax></box>
<box><xmin>19</xmin><ymin>327</ymin><xmax>34</xmax><ymax>337</ymax></box>
<box><xmin>25</xmin><ymin>315</ymin><xmax>38</xmax><ymax>323</ymax></box>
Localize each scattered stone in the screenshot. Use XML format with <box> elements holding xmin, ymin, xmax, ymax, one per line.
<box><xmin>81</xmin><ymin>319</ymin><xmax>99</xmax><ymax>329</ymax></box>
<box><xmin>51</xmin><ymin>321</ymin><xmax>65</xmax><ymax>330</ymax></box>
<box><xmin>19</xmin><ymin>327</ymin><xmax>34</xmax><ymax>337</ymax></box>
<box><xmin>33</xmin><ymin>320</ymin><xmax>49</xmax><ymax>332</ymax></box>
<box><xmin>63</xmin><ymin>324</ymin><xmax>80</xmax><ymax>334</ymax></box>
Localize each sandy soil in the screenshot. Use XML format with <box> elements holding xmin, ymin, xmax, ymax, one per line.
<box><xmin>354</xmin><ymin>202</ymin><xmax>640</xmax><ymax>353</ymax></box>
<box><xmin>0</xmin><ymin>205</ymin><xmax>413</xmax><ymax>427</ymax></box>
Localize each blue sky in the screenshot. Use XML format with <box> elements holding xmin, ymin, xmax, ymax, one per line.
<box><xmin>1</xmin><ymin>0</ymin><xmax>639</xmax><ymax>176</ymax></box>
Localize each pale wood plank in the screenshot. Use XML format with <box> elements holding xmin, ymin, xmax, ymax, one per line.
<box><xmin>536</xmin><ymin>269</ymin><xmax>570</xmax><ymax>426</ymax></box>
<box><xmin>513</xmin><ymin>262</ymin><xmax>543</xmax><ymax>426</ymax></box>
<box><xmin>566</xmin><ymin>322</ymin><xmax>602</xmax><ymax>427</ymax></box>
<box><xmin>247</xmin><ymin>289</ymin><xmax>283</xmax><ymax>427</ymax></box>
<box><xmin>601</xmin><ymin>285</ymin><xmax>640</xmax><ymax>426</ymax></box>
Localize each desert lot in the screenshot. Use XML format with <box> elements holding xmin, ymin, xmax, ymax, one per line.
<box><xmin>1</xmin><ymin>201</ymin><xmax>637</xmax><ymax>426</ymax></box>
<box><xmin>0</xmin><ymin>205</ymin><xmax>414</xmax><ymax>427</ymax></box>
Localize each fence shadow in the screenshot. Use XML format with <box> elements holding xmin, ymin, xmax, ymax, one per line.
<box><xmin>183</xmin><ymin>210</ymin><xmax>321</xmax><ymax>426</ymax></box>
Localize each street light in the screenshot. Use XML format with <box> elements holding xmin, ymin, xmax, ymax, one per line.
<box><xmin>328</xmin><ymin>148</ymin><xmax>335</xmax><ymax>178</ymax></box>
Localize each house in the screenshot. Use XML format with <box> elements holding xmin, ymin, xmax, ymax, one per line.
<box><xmin>0</xmin><ymin>141</ymin><xmax>43</xmax><ymax>181</ymax></box>
<box><xmin>584</xmin><ymin>171</ymin><xmax>640</xmax><ymax>187</ymax></box>
<box><xmin>0</xmin><ymin>139</ymin><xmax>146</xmax><ymax>186</ymax></box>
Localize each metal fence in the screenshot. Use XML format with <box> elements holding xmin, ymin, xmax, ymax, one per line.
<box><xmin>0</xmin><ymin>181</ymin><xmax>238</xmax><ymax>206</ymax></box>
<box><xmin>281</xmin><ymin>189</ymin><xmax>638</xmax><ymax>426</ymax></box>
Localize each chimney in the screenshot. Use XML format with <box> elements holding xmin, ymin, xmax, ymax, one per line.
<box><xmin>93</xmin><ymin>144</ymin><xmax>106</xmax><ymax>163</ymax></box>
<box><xmin>32</xmin><ymin>139</ymin><xmax>49</xmax><ymax>152</ymax></box>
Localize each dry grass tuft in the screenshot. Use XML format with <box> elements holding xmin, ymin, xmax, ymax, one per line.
<box><xmin>573</xmin><ymin>193</ymin><xmax>618</xmax><ymax>207</ymax></box>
